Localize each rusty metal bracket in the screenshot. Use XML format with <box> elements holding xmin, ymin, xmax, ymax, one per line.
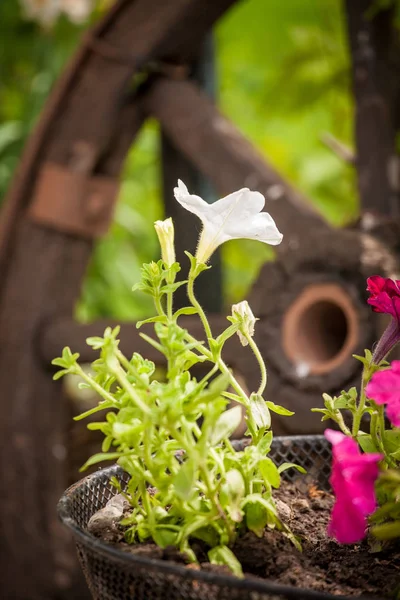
<box><xmin>27</xmin><ymin>162</ymin><xmax>120</xmax><ymax>238</ymax></box>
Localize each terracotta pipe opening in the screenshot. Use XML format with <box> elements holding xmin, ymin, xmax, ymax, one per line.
<box><xmin>282</xmin><ymin>283</ymin><xmax>359</xmax><ymax>376</ymax></box>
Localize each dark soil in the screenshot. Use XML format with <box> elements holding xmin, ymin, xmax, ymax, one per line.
<box><xmin>88</xmin><ymin>482</ymin><xmax>400</xmax><ymax>598</ymax></box>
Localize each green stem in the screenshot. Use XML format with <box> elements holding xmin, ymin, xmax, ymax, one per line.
<box><xmin>75</xmin><ymin>366</ymin><xmax>118</xmax><ymax>405</ymax></box>
<box><xmin>167</xmin><ymin>292</ymin><xmax>173</xmax><ymax>320</ymax></box>
<box><xmin>217</xmin><ymin>360</ymin><xmax>249</xmax><ymax>407</ymax></box>
<box><xmin>143</xmin><ymin>419</ymin><xmax>154</xmax><ymax>469</ymax></box>
<box><xmin>187</xmin><ymin>273</ymin><xmax>212</xmax><ymax>342</ymax></box>
<box><xmin>139</xmin><ymin>480</ymin><xmax>153</xmax><ymax>524</ymax></box>
<box><xmin>154</xmin><ymin>294</ymin><xmax>165</xmax><ymax>317</ymax></box>
<box><xmin>183</xmin><ymin>275</ymin><xmax>250</xmax><ymax>410</ymax></box>
<box><xmin>370</xmin><ymin>410</ymin><xmax>379</xmax><ymax>443</ymax></box>
<box><xmin>184</xmin><ymin>329</ymin><xmax>255</xmax><ymax>442</ymax></box>
<box><xmin>245</xmin><ymin>332</ymin><xmax>267</xmax><ymax>395</ymax></box>
<box><xmin>112</xmin><ymin>364</ymin><xmax>151</xmax><ymax>415</ymax></box>
<box><xmin>171</xmin><ymin>423</ymin><xmax>235</xmax><ymax>543</ymax></box>
<box><xmin>352</xmin><ymin>367</ymin><xmax>368</xmax><ymax>437</ymax></box>
<box><xmin>199</xmin><ymin>462</ymin><xmax>235</xmax><ymax>543</ymax></box>
<box><xmin>334</xmin><ymin>410</ymin><xmax>352</xmax><ymax>437</ymax></box>
<box><xmin>166</xmin><ymin>270</ymin><xmax>175</xmax><ymax>321</ymax></box>
<box><xmin>376</xmin><ymin>405</ymin><xmax>397</xmax><ymax>468</ymax></box>
<box><xmin>115</xmin><ymin>349</ymin><xmax>148</xmax><ymax>389</ymax></box>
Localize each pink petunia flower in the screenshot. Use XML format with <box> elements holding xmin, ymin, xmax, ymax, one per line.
<box><xmin>324</xmin><ymin>429</ymin><xmax>383</xmax><ymax>544</ymax></box>
<box><xmin>367</xmin><ymin>276</ymin><xmax>400</xmax><ymax>363</ymax></box>
<box><xmin>366</xmin><ymin>361</ymin><xmax>400</xmax><ymax>428</ymax></box>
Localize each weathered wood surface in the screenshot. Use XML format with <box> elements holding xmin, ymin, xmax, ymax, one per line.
<box><xmin>0</xmin><ymin>1</ymin><xmax>238</xmax><ymax>598</ymax></box>
<box><xmin>346</xmin><ymin>0</ymin><xmax>400</xmax><ymax>217</ymax></box>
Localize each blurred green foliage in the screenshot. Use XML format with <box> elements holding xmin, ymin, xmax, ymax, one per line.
<box><xmin>0</xmin><ymin>0</ymin><xmax>355</xmax><ymax>320</ymax></box>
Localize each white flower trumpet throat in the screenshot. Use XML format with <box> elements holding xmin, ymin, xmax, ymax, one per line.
<box><xmin>174</xmin><ymin>180</ymin><xmax>283</xmax><ymax>263</ymax></box>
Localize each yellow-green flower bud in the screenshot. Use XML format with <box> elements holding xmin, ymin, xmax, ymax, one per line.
<box><xmin>154</xmin><ymin>218</ymin><xmax>176</xmax><ymax>267</ymax></box>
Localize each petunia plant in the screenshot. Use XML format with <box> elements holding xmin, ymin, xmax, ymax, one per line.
<box><xmin>53</xmin><ymin>182</ymin><xmax>301</xmax><ymax>576</ymax></box>
<box><xmin>313</xmin><ymin>275</ymin><xmax>400</xmax><ymax>545</ymax></box>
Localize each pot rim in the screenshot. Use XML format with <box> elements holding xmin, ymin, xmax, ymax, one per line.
<box><xmin>56</xmin><ymin>434</ymin><xmax>372</xmax><ymax>600</ymax></box>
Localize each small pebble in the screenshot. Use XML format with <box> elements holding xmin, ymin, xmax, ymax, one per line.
<box><xmin>275</xmin><ymin>499</ymin><xmax>291</xmax><ymax>520</ymax></box>
<box><xmin>310</xmin><ymin>498</ymin><xmax>326</xmax><ymax>511</ymax></box>
<box><xmin>87</xmin><ymin>494</ymin><xmax>127</xmax><ymax>538</ymax></box>
<box><xmin>292</xmin><ymin>498</ymin><xmax>310</xmax><ymax>513</ymax></box>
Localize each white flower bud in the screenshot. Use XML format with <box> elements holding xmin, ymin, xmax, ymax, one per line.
<box><xmin>231</xmin><ymin>300</ymin><xmax>258</xmax><ymax>346</ymax></box>
<box><xmin>154</xmin><ymin>218</ymin><xmax>176</xmax><ymax>267</ymax></box>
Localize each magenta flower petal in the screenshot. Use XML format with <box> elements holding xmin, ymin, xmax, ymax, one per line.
<box><xmin>366</xmin><ymin>361</ymin><xmax>400</xmax><ymax>428</ymax></box>
<box><xmin>328</xmin><ymin>497</ymin><xmax>368</xmax><ymax>544</ymax></box>
<box><xmin>366</xmin><ymin>276</ymin><xmax>400</xmax><ymax>363</ymax></box>
<box><xmin>324</xmin><ymin>429</ymin><xmax>382</xmax><ymax>544</ymax></box>
<box><xmin>386</xmin><ymin>399</ymin><xmax>400</xmax><ymax>427</ymax></box>
<box><xmin>367</xmin><ymin>276</ymin><xmax>400</xmax><ymax>318</ymax></box>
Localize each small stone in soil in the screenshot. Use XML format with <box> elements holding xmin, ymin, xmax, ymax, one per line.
<box><xmin>275</xmin><ymin>499</ymin><xmax>291</xmax><ymax>520</ymax></box>
<box><xmin>87</xmin><ymin>494</ymin><xmax>129</xmax><ymax>542</ymax></box>
<box><xmin>292</xmin><ymin>498</ymin><xmax>310</xmax><ymax>513</ymax></box>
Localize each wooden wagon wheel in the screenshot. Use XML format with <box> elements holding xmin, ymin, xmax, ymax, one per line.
<box><xmin>1</xmin><ymin>1</ymin><xmax>400</xmax><ymax>598</ymax></box>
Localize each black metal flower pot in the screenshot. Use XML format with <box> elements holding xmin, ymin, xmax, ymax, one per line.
<box><xmin>57</xmin><ymin>435</ymin><xmax>372</xmax><ymax>600</ymax></box>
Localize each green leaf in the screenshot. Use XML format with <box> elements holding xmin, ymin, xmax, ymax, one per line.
<box><xmin>259</xmin><ymin>457</ymin><xmax>280</xmax><ymax>488</ymax></box>
<box><xmin>371</xmin><ymin>520</ymin><xmax>400</xmax><ymax>540</ymax></box>
<box><xmin>173</xmin><ymin>460</ymin><xmax>196</xmax><ymax>501</ymax></box>
<box><xmin>73</xmin><ymin>401</ymin><xmax>115</xmax><ymax>421</ymax></box>
<box><xmin>265</xmin><ymin>401</ymin><xmax>294</xmax><ymax>416</ymax></box>
<box><xmin>219</xmin><ymin>469</ymin><xmax>245</xmax><ymax>522</ymax></box>
<box><xmin>257</xmin><ymin>431</ymin><xmax>273</xmax><ymax>455</ymax></box>
<box><xmin>174</xmin><ymin>307</ymin><xmax>198</xmax><ymax>319</ymax></box>
<box><xmin>357</xmin><ymin>433</ymin><xmax>379</xmax><ymax>454</ymax></box>
<box><xmin>222</xmin><ymin>391</ymin><xmax>241</xmax><ymax>403</ymax></box>
<box><xmin>384</xmin><ymin>430</ymin><xmax>400</xmax><ymax>455</ymax></box>
<box><xmin>208</xmin><ymin>546</ymin><xmax>243</xmax><ymax>578</ymax></box>
<box><xmin>80</xmin><ymin>451</ymin><xmax>124</xmax><ymax>471</ymax></box>
<box><xmin>86</xmin><ymin>336</ymin><xmax>106</xmax><ymax>350</ymax></box>
<box><xmin>178</xmin><ymin>516</ymin><xmax>217</xmax><ymax>546</ymax></box>
<box><xmin>138</xmin><ymin>332</ymin><xmax>165</xmax><ymax>355</ymax></box>
<box><xmin>102</xmin><ymin>435</ymin><xmax>113</xmax><ymax>452</ymax></box>
<box><xmin>191</xmin><ymin>525</ymin><xmax>219</xmax><ymax>547</ymax></box>
<box><xmin>184</xmin><ymin>251</ymin><xmax>211</xmax><ymax>275</ymax></box>
<box><xmin>51</xmin><ymin>346</ymin><xmax>80</xmax><ymax>369</ymax></box>
<box><xmin>370</xmin><ymin>502</ymin><xmax>400</xmax><ymax>523</ymax></box>
<box><xmin>250</xmin><ymin>394</ymin><xmax>271</xmax><ymax>428</ymax></box>
<box><xmin>390</xmin><ymin>448</ymin><xmax>400</xmax><ymax>460</ymax></box>
<box><xmin>52</xmin><ymin>369</ymin><xmax>69</xmax><ymax>381</ymax></box>
<box><xmin>321</xmin><ymin>393</ymin><xmax>334</xmax><ymax>410</ymax></box>
<box><xmin>136</xmin><ymin>315</ymin><xmax>168</xmax><ymax>328</ymax></box>
<box><xmin>208</xmin><ymin>337</ymin><xmax>223</xmax><ymax>360</ymax></box>
<box><xmin>277</xmin><ymin>462</ymin><xmax>306</xmax><ymax>475</ymax></box>
<box><xmin>243</xmin><ymin>495</ymin><xmax>279</xmax><ymax>537</ymax></box>
<box><xmin>160</xmin><ymin>280</ymin><xmax>188</xmax><ymax>294</ymax></box>
<box><xmin>198</xmin><ymin>373</ymin><xmax>230</xmax><ymax>403</ymax></box>
<box><xmin>152</xmin><ymin>526</ymin><xmax>179</xmax><ymax>548</ymax></box>
<box><xmin>215</xmin><ymin>324</ymin><xmax>240</xmax><ymax>347</ymax></box>
<box><xmin>210</xmin><ymin>405</ymin><xmax>242</xmax><ymax>445</ymax></box>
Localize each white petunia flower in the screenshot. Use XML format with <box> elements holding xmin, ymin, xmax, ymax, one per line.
<box><xmin>173</xmin><ymin>180</ymin><xmax>283</xmax><ymax>264</ymax></box>
<box><xmin>231</xmin><ymin>300</ymin><xmax>258</xmax><ymax>347</ymax></box>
